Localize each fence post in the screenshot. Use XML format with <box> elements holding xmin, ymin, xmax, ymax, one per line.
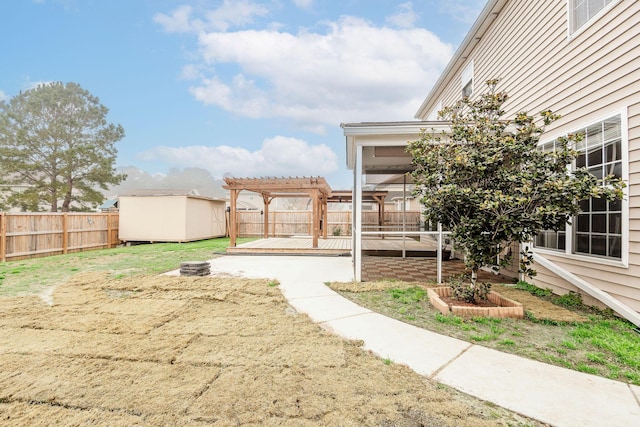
<box><xmin>0</xmin><ymin>212</ymin><xmax>6</xmax><ymax>262</ymax></box>
<box><xmin>62</xmin><ymin>213</ymin><xmax>68</xmax><ymax>254</ymax></box>
<box><xmin>107</xmin><ymin>212</ymin><xmax>112</xmax><ymax>248</ymax></box>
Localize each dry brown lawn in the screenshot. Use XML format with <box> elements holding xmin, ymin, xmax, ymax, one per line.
<box><xmin>0</xmin><ymin>273</ymin><xmax>544</xmax><ymax>426</ymax></box>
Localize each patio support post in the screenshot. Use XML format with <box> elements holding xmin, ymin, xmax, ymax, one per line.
<box><xmin>229</xmin><ymin>189</ymin><xmax>239</xmax><ymax>247</ymax></box>
<box><xmin>354</xmin><ymin>145</ymin><xmax>363</xmax><ymax>281</ymax></box>
<box><xmin>437</xmin><ymin>222</ymin><xmax>443</xmax><ymax>284</ymax></box>
<box><xmin>402</xmin><ymin>174</ymin><xmax>406</xmax><ymax>258</ymax></box>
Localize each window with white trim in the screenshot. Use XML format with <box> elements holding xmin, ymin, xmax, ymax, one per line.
<box><xmin>570</xmin><ymin>0</ymin><xmax>616</xmax><ymax>34</ymax></box>
<box><xmin>535</xmin><ymin>114</ymin><xmax>624</xmax><ymax>260</ymax></box>
<box><xmin>573</xmin><ymin>115</ymin><xmax>622</xmax><ymax>258</ymax></box>
<box><xmin>534</xmin><ymin>139</ymin><xmax>566</xmax><ymax>251</ymax></box>
<box><xmin>461</xmin><ymin>61</ymin><xmax>473</xmax><ymax>98</ymax></box>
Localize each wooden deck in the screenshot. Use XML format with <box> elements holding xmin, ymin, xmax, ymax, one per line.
<box><xmin>226</xmin><ymin>236</ymin><xmax>444</xmax><ymax>256</ymax></box>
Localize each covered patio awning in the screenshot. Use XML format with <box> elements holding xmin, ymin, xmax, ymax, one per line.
<box><xmin>342</xmin><ymin>121</ymin><xmax>452</xmax><ymax>281</ymax></box>
<box><xmin>223</xmin><ymin>177</ymin><xmax>332</xmax><ymax>248</ymax></box>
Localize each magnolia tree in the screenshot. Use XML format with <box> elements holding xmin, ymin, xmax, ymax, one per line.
<box><xmin>408</xmin><ymin>80</ymin><xmax>624</xmax><ymax>302</ymax></box>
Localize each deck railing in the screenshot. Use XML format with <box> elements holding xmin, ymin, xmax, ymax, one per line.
<box><xmin>235</xmin><ymin>210</ymin><xmax>423</xmax><ymax>237</ymax></box>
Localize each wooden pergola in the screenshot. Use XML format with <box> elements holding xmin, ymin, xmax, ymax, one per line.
<box><xmin>223</xmin><ymin>177</ymin><xmax>332</xmax><ymax>248</ymax></box>
<box><xmin>328</xmin><ymin>190</ymin><xmax>388</xmax><ymax>232</ymax></box>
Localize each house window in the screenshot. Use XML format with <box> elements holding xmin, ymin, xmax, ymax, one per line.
<box><xmin>461</xmin><ymin>61</ymin><xmax>473</xmax><ymax>98</ymax></box>
<box><xmin>534</xmin><ymin>140</ymin><xmax>566</xmax><ymax>251</ymax></box>
<box><xmin>573</xmin><ymin>115</ymin><xmax>622</xmax><ymax>258</ymax></box>
<box><xmin>570</xmin><ymin>0</ymin><xmax>616</xmax><ymax>34</ymax></box>
<box><xmin>535</xmin><ymin>114</ymin><xmax>624</xmax><ymax>260</ymax></box>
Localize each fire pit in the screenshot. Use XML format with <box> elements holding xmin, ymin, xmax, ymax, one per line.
<box><xmin>180</xmin><ymin>261</ymin><xmax>211</xmax><ymax>277</ymax></box>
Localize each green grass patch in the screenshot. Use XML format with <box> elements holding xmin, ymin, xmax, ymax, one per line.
<box><xmin>514</xmin><ymin>280</ymin><xmax>552</xmax><ymax>297</ymax></box>
<box><xmin>336</xmin><ymin>284</ymin><xmax>640</xmax><ymax>386</ymax></box>
<box><xmin>0</xmin><ymin>237</ymin><xmax>254</xmax><ymax>296</ymax></box>
<box><xmin>387</xmin><ymin>287</ymin><xmax>426</xmax><ymax>304</ymax></box>
<box><xmin>435</xmin><ymin>313</ymin><xmax>463</xmax><ymax>325</ymax></box>
<box><xmin>554</xmin><ymin>291</ymin><xmax>583</xmax><ymax>307</ymax></box>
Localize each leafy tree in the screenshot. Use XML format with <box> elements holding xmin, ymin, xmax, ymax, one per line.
<box><xmin>0</xmin><ymin>82</ymin><xmax>126</xmax><ymax>212</ymax></box>
<box><xmin>408</xmin><ymin>80</ymin><xmax>624</xmax><ymax>302</ymax></box>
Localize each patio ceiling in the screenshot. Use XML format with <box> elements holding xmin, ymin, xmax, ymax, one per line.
<box><xmin>342</xmin><ymin>121</ymin><xmax>451</xmax><ymax>179</ymax></box>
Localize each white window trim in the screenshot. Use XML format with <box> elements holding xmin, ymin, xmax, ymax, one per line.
<box><xmin>566</xmin><ymin>0</ymin><xmax>620</xmax><ymax>39</ymax></box>
<box><xmin>461</xmin><ymin>60</ymin><xmax>474</xmax><ymax>98</ymax></box>
<box><xmin>533</xmin><ymin>109</ymin><xmax>629</xmax><ymax>268</ymax></box>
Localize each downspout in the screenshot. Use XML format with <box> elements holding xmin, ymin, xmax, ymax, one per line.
<box><xmin>533</xmin><ymin>253</ymin><xmax>640</xmax><ymax>328</ymax></box>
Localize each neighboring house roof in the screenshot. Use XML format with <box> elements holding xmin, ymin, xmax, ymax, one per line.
<box><xmin>414</xmin><ymin>0</ymin><xmax>506</xmax><ymax>119</ymax></box>
<box><xmin>98</xmin><ymin>199</ymin><xmax>118</xmax><ymax>210</ymax></box>
<box><xmin>122</xmin><ymin>189</ymin><xmax>200</xmax><ymax>197</ymax></box>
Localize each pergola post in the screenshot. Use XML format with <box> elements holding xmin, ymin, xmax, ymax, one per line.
<box><xmin>311</xmin><ymin>189</ymin><xmax>319</xmax><ymax>248</ymax></box>
<box><xmin>373</xmin><ymin>195</ymin><xmax>385</xmax><ymax>239</ymax></box>
<box><xmin>322</xmin><ymin>194</ymin><xmax>328</xmax><ymax>239</ymax></box>
<box><xmin>223</xmin><ymin>177</ymin><xmax>332</xmax><ymax>251</ymax></box>
<box><xmin>229</xmin><ymin>189</ymin><xmax>239</xmax><ymax>247</ymax></box>
<box><xmin>261</xmin><ymin>194</ymin><xmax>273</xmax><ymax>239</ymax></box>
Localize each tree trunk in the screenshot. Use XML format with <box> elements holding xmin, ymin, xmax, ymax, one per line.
<box><xmin>50</xmin><ymin>189</ymin><xmax>58</xmax><ymax>212</ymax></box>
<box><xmin>470</xmin><ymin>266</ymin><xmax>478</xmax><ymax>290</ymax></box>
<box><xmin>61</xmin><ymin>191</ymin><xmax>71</xmax><ymax>212</ymax></box>
<box><xmin>61</xmin><ymin>176</ymin><xmax>73</xmax><ymax>212</ymax></box>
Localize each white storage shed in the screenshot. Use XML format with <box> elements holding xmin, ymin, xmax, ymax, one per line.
<box><xmin>118</xmin><ymin>192</ymin><xmax>226</xmax><ymax>243</ymax></box>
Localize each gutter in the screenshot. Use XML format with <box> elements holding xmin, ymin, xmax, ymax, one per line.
<box><xmin>533</xmin><ymin>253</ymin><xmax>640</xmax><ymax>328</ymax></box>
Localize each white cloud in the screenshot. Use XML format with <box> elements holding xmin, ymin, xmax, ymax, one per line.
<box><xmin>138</xmin><ymin>136</ymin><xmax>338</xmax><ymax>178</ymax></box>
<box><xmin>292</xmin><ymin>0</ymin><xmax>313</xmax><ymax>10</ymax></box>
<box><xmin>185</xmin><ymin>15</ymin><xmax>452</xmax><ymax>130</ymax></box>
<box><xmin>153</xmin><ymin>5</ymin><xmax>196</xmax><ymax>33</ymax></box>
<box><xmin>438</xmin><ymin>0</ymin><xmax>487</xmax><ymax>25</ymax></box>
<box><xmin>0</xmin><ymin>90</ymin><xmax>7</xmax><ymax>102</ymax></box>
<box><xmin>154</xmin><ymin>1</ymin><xmax>269</xmax><ymax>33</ymax></box>
<box><xmin>386</xmin><ymin>2</ymin><xmax>419</xmax><ymax>29</ymax></box>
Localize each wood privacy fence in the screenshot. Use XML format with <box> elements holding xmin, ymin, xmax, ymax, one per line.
<box><xmin>0</xmin><ymin>210</ymin><xmax>420</xmax><ymax>262</ymax></box>
<box><xmin>0</xmin><ymin>212</ymin><xmax>119</xmax><ymax>262</ymax></box>
<box><xmin>235</xmin><ymin>210</ymin><xmax>423</xmax><ymax>237</ymax></box>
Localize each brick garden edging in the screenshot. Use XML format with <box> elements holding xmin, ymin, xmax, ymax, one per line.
<box><xmin>427</xmin><ymin>286</ymin><xmax>524</xmax><ymax>319</ymax></box>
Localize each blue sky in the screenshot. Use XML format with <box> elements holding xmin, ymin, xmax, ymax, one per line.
<box><xmin>1</xmin><ymin>0</ymin><xmax>485</xmax><ymax>189</ymax></box>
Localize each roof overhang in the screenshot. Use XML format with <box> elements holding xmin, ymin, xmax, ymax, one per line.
<box><xmin>341</xmin><ymin>121</ymin><xmax>451</xmax><ymax>173</ymax></box>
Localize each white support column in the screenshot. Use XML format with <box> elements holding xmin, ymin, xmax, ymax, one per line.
<box><xmin>354</xmin><ymin>145</ymin><xmax>363</xmax><ymax>281</ymax></box>
<box><xmin>402</xmin><ymin>174</ymin><xmax>407</xmax><ymax>258</ymax></box>
<box><xmin>437</xmin><ymin>222</ymin><xmax>443</xmax><ymax>284</ymax></box>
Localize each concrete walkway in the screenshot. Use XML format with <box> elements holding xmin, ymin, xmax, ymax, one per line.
<box><xmin>205</xmin><ymin>255</ymin><xmax>640</xmax><ymax>427</ymax></box>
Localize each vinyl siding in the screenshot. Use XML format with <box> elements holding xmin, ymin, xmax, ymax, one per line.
<box><xmin>418</xmin><ymin>0</ymin><xmax>640</xmax><ymax>310</ymax></box>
